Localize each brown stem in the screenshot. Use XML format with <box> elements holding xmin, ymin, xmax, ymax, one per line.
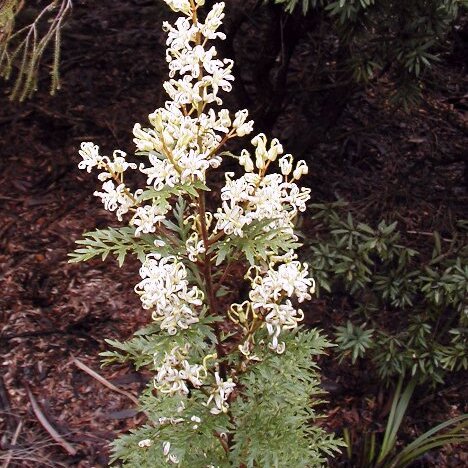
<box><xmin>197</xmin><ymin>190</ymin><xmax>217</xmax><ymax>315</ymax></box>
<box><xmin>208</xmin><ymin>230</ymin><xmax>225</xmax><ymax>246</ymax></box>
<box><xmin>206</xmin><ymin>132</ymin><xmax>232</xmax><ymax>159</ymax></box>
<box><xmin>214</xmin><ymin>258</ymin><xmax>236</xmax><ymax>293</ymax></box>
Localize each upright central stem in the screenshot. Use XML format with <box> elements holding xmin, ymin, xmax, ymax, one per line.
<box><xmin>198</xmin><ymin>189</ymin><xmax>216</xmax><ymax>316</ymax></box>
<box><xmin>198</xmin><ymin>189</ymin><xmax>227</xmax><ymax>380</ymax></box>
<box><xmin>191</xmin><ymin>0</ymin><xmax>226</xmax><ymax>383</ymax></box>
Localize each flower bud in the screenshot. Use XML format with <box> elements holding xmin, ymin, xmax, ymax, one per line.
<box><xmin>293</xmin><ymin>160</ymin><xmax>308</xmax><ymax>180</ymax></box>
<box><xmin>239</xmin><ymin>149</ymin><xmax>254</xmax><ymax>172</ymax></box>
<box><xmin>267</xmin><ymin>138</ymin><xmax>284</xmax><ymax>162</ymax></box>
<box><xmin>279</xmin><ymin>154</ymin><xmax>293</xmax><ymax>175</ymax></box>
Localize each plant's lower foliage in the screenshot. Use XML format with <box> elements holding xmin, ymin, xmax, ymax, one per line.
<box><xmin>110</xmin><ymin>396</ymin><xmax>231</xmax><ymax>467</ymax></box>
<box><xmin>109</xmin><ymin>329</ymin><xmax>341</xmax><ymax>467</ymax></box>
<box><xmin>230</xmin><ymin>330</ymin><xmax>340</xmax><ymax>467</ymax></box>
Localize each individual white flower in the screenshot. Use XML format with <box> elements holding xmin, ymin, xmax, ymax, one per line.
<box><xmin>293</xmin><ymin>160</ymin><xmax>309</xmax><ymax>180</ymax></box>
<box><xmin>179</xmin><ymin>149</ymin><xmax>211</xmax><ymax>182</ymax></box>
<box><xmin>163</xmin><ymin>0</ymin><xmax>192</xmax><ymax>15</ymax></box>
<box><xmin>164</xmin><ymin>75</ymin><xmax>204</xmax><ymax>106</ymax></box>
<box><xmin>199</xmin><ymin>2</ymin><xmax>226</xmax><ymax>40</ymax></box>
<box><xmin>233</xmin><ymin>109</ymin><xmax>254</xmax><ymax>137</ymax></box>
<box><xmin>168</xmin><ymin>454</ymin><xmax>180</xmax><ymax>464</ymax></box>
<box><xmin>139</xmin><ymin>154</ymin><xmax>180</xmax><ymax>191</ymax></box>
<box><xmin>97</xmin><ymin>150</ymin><xmax>137</xmax><ymax>181</ymax></box>
<box><xmin>264</xmin><ymin>301</ymin><xmax>304</xmax><ymax>352</ymax></box>
<box><xmin>163</xmin><ymin>441</ymin><xmax>171</xmax><ymax>456</ymax></box>
<box><xmin>138</xmin><ymin>439</ymin><xmax>153</xmax><ymax>448</ymax></box>
<box><xmin>78</xmin><ymin>142</ymin><xmax>107</xmax><ymax>172</ymax></box>
<box><xmin>202</xmin><ymin>58</ymin><xmax>234</xmax><ymax>105</ymax></box>
<box><xmin>206</xmin><ymin>372</ymin><xmax>236</xmax><ymax>415</ymax></box>
<box><xmin>191</xmin><ymin>415</ymin><xmax>201</xmax><ymax>429</ymax></box>
<box><xmin>161</xmin><ymin>441</ymin><xmax>180</xmax><ymax>464</ymax></box>
<box><xmin>185</xmin><ymin>232</ymin><xmax>206</xmax><ymax>261</ymax></box>
<box><xmin>239</xmin><ymin>149</ymin><xmax>254</xmax><ymax>172</ymax></box>
<box><xmin>267</xmin><ymin>138</ymin><xmax>283</xmax><ymax>162</ymax></box>
<box><xmin>133</xmin><ymin>123</ymin><xmax>163</xmax><ymax>153</ymax></box>
<box><xmin>279</xmin><ymin>154</ymin><xmax>293</xmax><ymax>176</ymax></box>
<box><xmin>163</xmin><ymin>16</ymin><xmax>197</xmax><ymax>53</ymax></box>
<box><xmin>214</xmin><ymin>202</ymin><xmax>247</xmax><ymax>237</ymax></box>
<box><xmin>158</xmin><ymin>417</ymin><xmax>184</xmax><ymax>425</ymax></box>
<box><xmin>252</xmin><ymin>133</ymin><xmax>268</xmax><ymax>170</ymax></box>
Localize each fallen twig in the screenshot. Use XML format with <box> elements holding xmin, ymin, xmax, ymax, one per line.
<box><xmin>1</xmin><ymin>420</ymin><xmax>23</xmax><ymax>468</ymax></box>
<box><xmin>25</xmin><ymin>385</ymin><xmax>77</xmax><ymax>456</ymax></box>
<box><xmin>71</xmin><ymin>356</ymin><xmax>140</xmax><ymax>407</ymax></box>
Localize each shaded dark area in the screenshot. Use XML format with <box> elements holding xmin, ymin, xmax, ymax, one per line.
<box><xmin>0</xmin><ymin>0</ymin><xmax>467</xmax><ymax>466</ymax></box>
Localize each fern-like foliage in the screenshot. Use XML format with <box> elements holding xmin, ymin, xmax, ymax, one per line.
<box><xmin>107</xmin><ymin>327</ymin><xmax>344</xmax><ymax>467</ymax></box>
<box><xmin>214</xmin><ymin>219</ymin><xmax>301</xmax><ymax>266</ymax></box>
<box><xmin>230</xmin><ymin>329</ymin><xmax>343</xmax><ymax>467</ymax></box>
<box><xmin>68</xmin><ymin>226</ymin><xmax>160</xmax><ymax>266</ymax></box>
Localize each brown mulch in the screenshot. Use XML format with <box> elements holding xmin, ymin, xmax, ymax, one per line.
<box><xmin>0</xmin><ymin>1</ymin><xmax>467</xmax><ymax>466</ymax></box>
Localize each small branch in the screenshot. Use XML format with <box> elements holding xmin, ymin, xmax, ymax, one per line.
<box><xmin>206</xmin><ymin>132</ymin><xmax>232</xmax><ymax>160</ymax></box>
<box><xmin>25</xmin><ymin>385</ymin><xmax>77</xmax><ymax>456</ymax></box>
<box><xmin>208</xmin><ymin>230</ymin><xmax>225</xmax><ymax>246</ymax></box>
<box><xmin>71</xmin><ymin>357</ymin><xmax>140</xmax><ymax>407</ymax></box>
<box><xmin>214</xmin><ymin>259</ymin><xmax>237</xmax><ymax>293</ymax></box>
<box><xmin>406</xmin><ymin>230</ymin><xmax>454</xmax><ymax>242</ymax></box>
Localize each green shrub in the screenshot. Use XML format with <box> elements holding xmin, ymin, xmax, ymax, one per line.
<box><xmin>269</xmin><ymin>0</ymin><xmax>466</xmax><ymax>106</ymax></box>
<box><xmin>307</xmin><ymin>202</ymin><xmax>467</xmax><ymax>384</ymax></box>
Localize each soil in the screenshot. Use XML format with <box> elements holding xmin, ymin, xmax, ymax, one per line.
<box><xmin>0</xmin><ymin>0</ymin><xmax>467</xmax><ymax>466</ymax></box>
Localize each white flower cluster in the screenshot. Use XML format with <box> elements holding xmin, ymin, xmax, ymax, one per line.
<box><xmin>78</xmin><ymin>2</ymin><xmax>254</xmax><ymax>229</ymax></box>
<box><xmin>135</xmin><ymin>254</ymin><xmax>204</xmax><ymax>334</ymax></box>
<box><xmin>244</xmin><ymin>259</ymin><xmax>315</xmax><ymax>353</ymax></box>
<box><xmin>78</xmin><ymin>143</ymin><xmax>141</xmax><ymax>221</ymax></box>
<box><xmin>155</xmin><ymin>345</ymin><xmax>206</xmax><ymax>395</ymax></box>
<box><xmin>131</xmin><ymin>2</ymin><xmax>254</xmax><ymax>191</ymax></box>
<box><xmin>215</xmin><ymin>134</ymin><xmax>311</xmax><ymax>237</ymax></box>
<box><xmin>154</xmin><ymin>345</ymin><xmax>236</xmax><ymax>416</ymax></box>
<box><xmin>163</xmin><ymin>2</ymin><xmax>231</xmax><ymax>106</ymax></box>
<box><xmin>185</xmin><ymin>231</ymin><xmax>206</xmax><ymax>262</ymax></box>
